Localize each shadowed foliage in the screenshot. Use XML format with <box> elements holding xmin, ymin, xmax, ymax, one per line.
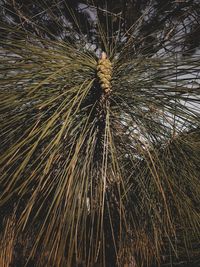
<box><xmin>0</xmin><ymin>1</ymin><xmax>200</xmax><ymax>267</ymax></box>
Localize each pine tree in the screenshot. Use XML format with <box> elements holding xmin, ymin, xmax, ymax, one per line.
<box><xmin>0</xmin><ymin>1</ymin><xmax>200</xmax><ymax>266</ymax></box>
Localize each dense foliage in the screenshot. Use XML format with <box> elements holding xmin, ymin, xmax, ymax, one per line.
<box><xmin>0</xmin><ymin>1</ymin><xmax>200</xmax><ymax>266</ymax></box>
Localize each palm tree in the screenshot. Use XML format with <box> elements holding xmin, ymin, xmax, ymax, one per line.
<box><xmin>0</xmin><ymin>1</ymin><xmax>200</xmax><ymax>266</ymax></box>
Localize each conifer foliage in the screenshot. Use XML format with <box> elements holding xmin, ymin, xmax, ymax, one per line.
<box><xmin>0</xmin><ymin>1</ymin><xmax>200</xmax><ymax>266</ymax></box>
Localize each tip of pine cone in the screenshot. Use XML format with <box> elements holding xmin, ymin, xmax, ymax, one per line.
<box><xmin>101</xmin><ymin>52</ymin><xmax>107</xmax><ymax>60</ymax></box>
